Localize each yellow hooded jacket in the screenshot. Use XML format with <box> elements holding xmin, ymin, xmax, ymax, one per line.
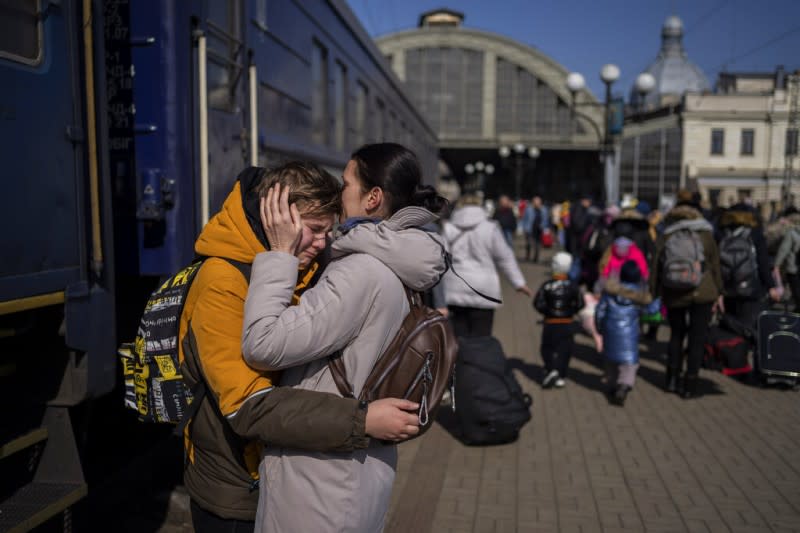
<box><xmin>179</xmin><ymin>174</ymin><xmax>368</xmax><ymax>521</ymax></box>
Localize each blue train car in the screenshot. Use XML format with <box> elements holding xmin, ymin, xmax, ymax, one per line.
<box><xmin>0</xmin><ymin>0</ymin><xmax>437</xmax><ymax>530</ymax></box>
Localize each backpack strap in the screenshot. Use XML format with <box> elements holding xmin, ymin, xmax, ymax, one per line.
<box><xmin>175</xmin><ymin>256</ymin><xmax>253</xmax><ymax>437</ymax></box>
<box><xmin>328</xmin><ymin>352</ymin><xmax>354</xmax><ymax>399</ymax></box>
<box><xmin>174</xmin><ymin>380</ymin><xmax>207</xmax><ymax>436</ymax></box>
<box><xmin>328</xmin><ymin>288</ymin><xmax>421</xmax><ymax>400</ymax></box>
<box><xmin>427</xmin><ymin>231</ymin><xmax>502</xmax><ymax>305</ymax></box>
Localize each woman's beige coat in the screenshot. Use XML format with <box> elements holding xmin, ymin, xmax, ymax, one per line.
<box><xmin>242</xmin><ymin>207</ymin><xmax>447</xmax><ymax>533</ymax></box>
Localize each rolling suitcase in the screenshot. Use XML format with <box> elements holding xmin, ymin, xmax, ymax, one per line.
<box><xmin>757</xmin><ymin>309</ymin><xmax>800</xmax><ymax>382</ymax></box>
<box><xmin>455</xmin><ymin>336</ymin><xmax>532</xmax><ymax>445</ymax></box>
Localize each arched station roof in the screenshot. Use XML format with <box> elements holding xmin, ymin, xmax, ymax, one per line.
<box><xmin>377</xmin><ymin>24</ymin><xmax>604</xmax><ymax>151</ymax></box>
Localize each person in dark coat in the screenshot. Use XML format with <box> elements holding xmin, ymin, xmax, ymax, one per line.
<box><xmin>534</xmin><ymin>252</ymin><xmax>584</xmax><ymax>388</ymax></box>
<box><xmin>716</xmin><ymin>202</ymin><xmax>780</xmax><ymax>331</ymax></box>
<box><xmin>568</xmin><ymin>195</ymin><xmax>593</xmax><ymax>258</ymax></box>
<box><xmin>650</xmin><ymin>190</ymin><xmax>723</xmax><ymax>399</ymax></box>
<box><xmin>522</xmin><ymin>196</ymin><xmax>548</xmax><ymax>263</ymax></box>
<box><xmin>493</xmin><ymin>194</ymin><xmax>518</xmax><ymax>247</ymax></box>
<box><xmin>595</xmin><ymin>261</ymin><xmax>652</xmax><ymax>406</ymax></box>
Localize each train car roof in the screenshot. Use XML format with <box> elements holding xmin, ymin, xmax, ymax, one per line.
<box><xmin>329</xmin><ymin>0</ymin><xmax>437</xmax><ymax>140</ymax></box>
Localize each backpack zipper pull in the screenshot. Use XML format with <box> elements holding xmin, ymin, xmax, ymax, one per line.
<box><xmin>418</xmin><ymin>357</ymin><xmax>433</xmax><ymax>426</ymax></box>
<box><xmin>450</xmin><ymin>373</ymin><xmax>456</xmax><ymax>413</ymax></box>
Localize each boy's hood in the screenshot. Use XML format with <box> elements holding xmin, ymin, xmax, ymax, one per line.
<box><xmin>194</xmin><ymin>168</ymin><xmax>269</xmax><ymax>262</ymax></box>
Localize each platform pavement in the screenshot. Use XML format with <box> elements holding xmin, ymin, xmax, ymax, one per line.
<box><xmin>384</xmin><ymin>248</ymin><xmax>800</xmax><ymax>533</ymax></box>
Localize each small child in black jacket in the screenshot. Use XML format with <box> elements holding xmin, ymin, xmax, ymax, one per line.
<box><xmin>534</xmin><ymin>252</ymin><xmax>584</xmax><ymax>388</ymax></box>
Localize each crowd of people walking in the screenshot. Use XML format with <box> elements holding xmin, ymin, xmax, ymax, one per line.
<box><xmin>511</xmin><ymin>188</ymin><xmax>795</xmax><ymax>404</ymax></box>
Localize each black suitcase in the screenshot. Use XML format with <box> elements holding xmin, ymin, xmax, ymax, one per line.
<box><xmin>757</xmin><ymin>310</ymin><xmax>800</xmax><ymax>379</ymax></box>
<box><xmin>454</xmin><ymin>336</ymin><xmax>532</xmax><ymax>445</ymax></box>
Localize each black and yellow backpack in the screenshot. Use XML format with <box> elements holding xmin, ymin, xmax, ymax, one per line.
<box><xmin>118</xmin><ymin>258</ymin><xmax>250</xmax><ymax>433</ymax></box>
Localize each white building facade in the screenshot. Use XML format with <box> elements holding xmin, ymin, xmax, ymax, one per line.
<box><xmin>684</xmin><ymin>73</ymin><xmax>800</xmax><ymax>209</ymax></box>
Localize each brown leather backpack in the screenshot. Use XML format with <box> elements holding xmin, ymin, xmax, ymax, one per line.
<box><xmin>328</xmin><ymin>288</ymin><xmax>458</xmax><ymax>440</ymax></box>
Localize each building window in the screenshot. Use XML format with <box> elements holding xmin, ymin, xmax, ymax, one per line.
<box><xmin>737</xmin><ymin>189</ymin><xmax>753</xmax><ymax>203</ymax></box>
<box><xmin>495</xmin><ymin>57</ymin><xmax>577</xmax><ymax>137</ymax></box>
<box><xmin>710</xmin><ymin>128</ymin><xmax>725</xmax><ymax>155</ymax></box>
<box><xmin>709</xmin><ymin>188</ymin><xmax>722</xmax><ymax>208</ymax></box>
<box><xmin>404</xmin><ymin>47</ymin><xmax>484</xmax><ymax>137</ymax></box>
<box><xmin>206</xmin><ymin>0</ymin><xmax>243</xmax><ymax>112</ymax></box>
<box><xmin>787</xmin><ymin>128</ymin><xmax>799</xmax><ymax>156</ymax></box>
<box><xmin>333</xmin><ymin>60</ymin><xmax>347</xmax><ymax>151</ymax></box>
<box><xmin>311</xmin><ymin>41</ymin><xmax>328</xmax><ymax>146</ymax></box>
<box><xmin>354</xmin><ymin>81</ymin><xmax>368</xmax><ymax>148</ymax></box>
<box><xmin>0</xmin><ymin>0</ymin><xmax>42</xmax><ymax>65</ymax></box>
<box><xmin>740</xmin><ymin>129</ymin><xmax>754</xmax><ymax>155</ymax></box>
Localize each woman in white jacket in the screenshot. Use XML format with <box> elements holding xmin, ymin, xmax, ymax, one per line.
<box><xmin>443</xmin><ymin>195</ymin><xmax>533</xmax><ymax>337</ymax></box>
<box><xmin>241</xmin><ymin>143</ymin><xmax>448</xmax><ymax>532</ymax></box>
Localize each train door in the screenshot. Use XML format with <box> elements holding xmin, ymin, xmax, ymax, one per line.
<box><xmin>198</xmin><ymin>0</ymin><xmax>249</xmax><ymax>225</ymax></box>
<box><xmin>0</xmin><ymin>1</ymin><xmax>86</xmax><ymax>301</ymax></box>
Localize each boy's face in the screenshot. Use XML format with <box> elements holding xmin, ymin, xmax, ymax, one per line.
<box><xmin>295</xmin><ymin>211</ymin><xmax>335</xmax><ymax>268</ymax></box>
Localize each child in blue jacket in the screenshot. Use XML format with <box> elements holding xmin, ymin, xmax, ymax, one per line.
<box><xmin>595</xmin><ymin>260</ymin><xmax>652</xmax><ymax>405</ymax></box>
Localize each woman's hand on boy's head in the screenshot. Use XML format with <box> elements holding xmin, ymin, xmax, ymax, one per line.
<box><xmin>261</xmin><ymin>183</ymin><xmax>303</xmax><ymax>255</ymax></box>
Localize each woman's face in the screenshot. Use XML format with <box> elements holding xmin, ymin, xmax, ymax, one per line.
<box><xmin>295</xmin><ymin>211</ymin><xmax>334</xmax><ymax>268</ymax></box>
<box><xmin>341</xmin><ymin>160</ymin><xmax>369</xmax><ymax>220</ymax></box>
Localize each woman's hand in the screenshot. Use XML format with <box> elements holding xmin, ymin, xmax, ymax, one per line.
<box><xmin>712</xmin><ymin>295</ymin><xmax>725</xmax><ymax>315</ymax></box>
<box><xmin>365</xmin><ymin>398</ymin><xmax>420</xmax><ymax>441</ymax></box>
<box><xmin>516</xmin><ymin>285</ymin><xmax>534</xmax><ymax>298</ymax></box>
<box><xmin>260</xmin><ymin>183</ymin><xmax>303</xmax><ymax>255</ymax></box>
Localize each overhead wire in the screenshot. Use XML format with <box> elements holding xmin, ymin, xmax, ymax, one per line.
<box><xmin>716</xmin><ymin>24</ymin><xmax>800</xmax><ymax>72</ymax></box>
<box><xmin>683</xmin><ymin>0</ymin><xmax>729</xmax><ymax>38</ymax></box>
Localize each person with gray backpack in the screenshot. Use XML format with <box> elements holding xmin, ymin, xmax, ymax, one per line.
<box><xmin>650</xmin><ymin>191</ymin><xmax>722</xmax><ymax>398</ymax></box>
<box><xmin>716</xmin><ymin>203</ymin><xmax>780</xmax><ymax>331</ymax></box>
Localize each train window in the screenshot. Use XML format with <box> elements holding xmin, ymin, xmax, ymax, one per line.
<box><xmin>0</xmin><ymin>0</ymin><xmax>42</xmax><ymax>65</ymax></box>
<box><xmin>311</xmin><ymin>40</ymin><xmax>329</xmax><ymax>146</ymax></box>
<box><xmin>389</xmin><ymin>111</ymin><xmax>397</xmax><ymax>142</ymax></box>
<box><xmin>255</xmin><ymin>0</ymin><xmax>268</xmax><ymax>30</ymax></box>
<box><xmin>354</xmin><ymin>81</ymin><xmax>368</xmax><ymax>148</ymax></box>
<box><xmin>206</xmin><ymin>0</ymin><xmax>243</xmax><ymax>112</ymax></box>
<box><xmin>375</xmin><ymin>99</ymin><xmax>385</xmax><ymax>142</ymax></box>
<box><xmin>333</xmin><ymin>60</ymin><xmax>347</xmax><ymax>151</ymax></box>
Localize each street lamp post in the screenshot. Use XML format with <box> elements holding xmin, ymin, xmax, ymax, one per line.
<box><xmin>565</xmin><ymin>64</ymin><xmax>620</xmax><ymax>204</ymax></box>
<box><xmin>632</xmin><ymin>72</ymin><xmax>656</xmax><ymax>199</ymax></box>
<box><xmin>600</xmin><ymin>64</ymin><xmax>621</xmax><ymax>205</ymax></box>
<box><xmin>634</xmin><ymin>72</ymin><xmax>656</xmax><ymax>116</ymax></box>
<box><xmin>499</xmin><ymin>144</ymin><xmax>539</xmax><ymax>201</ymax></box>
<box><xmin>464</xmin><ymin>160</ymin><xmax>495</xmax><ymax>195</ymax></box>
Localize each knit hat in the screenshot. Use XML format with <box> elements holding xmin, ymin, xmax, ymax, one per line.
<box><xmin>612</xmin><ymin>236</ymin><xmax>633</xmax><ymax>256</ymax></box>
<box><xmin>620</xmin><ymin>260</ymin><xmax>642</xmax><ymax>284</ymax></box>
<box><xmin>551</xmin><ymin>252</ymin><xmax>573</xmax><ymax>275</ymax></box>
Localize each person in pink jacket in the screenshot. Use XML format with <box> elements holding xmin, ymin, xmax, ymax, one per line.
<box><xmin>602</xmin><ymin>237</ymin><xmax>649</xmax><ymax>281</ymax></box>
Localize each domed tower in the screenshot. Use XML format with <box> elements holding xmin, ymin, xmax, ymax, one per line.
<box><xmin>631</xmin><ymin>16</ymin><xmax>710</xmax><ymax>109</ymax></box>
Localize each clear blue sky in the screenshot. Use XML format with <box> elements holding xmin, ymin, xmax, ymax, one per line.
<box><xmin>347</xmin><ymin>0</ymin><xmax>800</xmax><ymax>100</ymax></box>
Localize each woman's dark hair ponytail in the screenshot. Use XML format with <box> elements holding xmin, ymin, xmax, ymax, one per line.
<box><xmin>351</xmin><ymin>143</ymin><xmax>448</xmax><ymax>216</ymax></box>
<box><xmin>411</xmin><ymin>184</ymin><xmax>448</xmax><ymax>214</ymax></box>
